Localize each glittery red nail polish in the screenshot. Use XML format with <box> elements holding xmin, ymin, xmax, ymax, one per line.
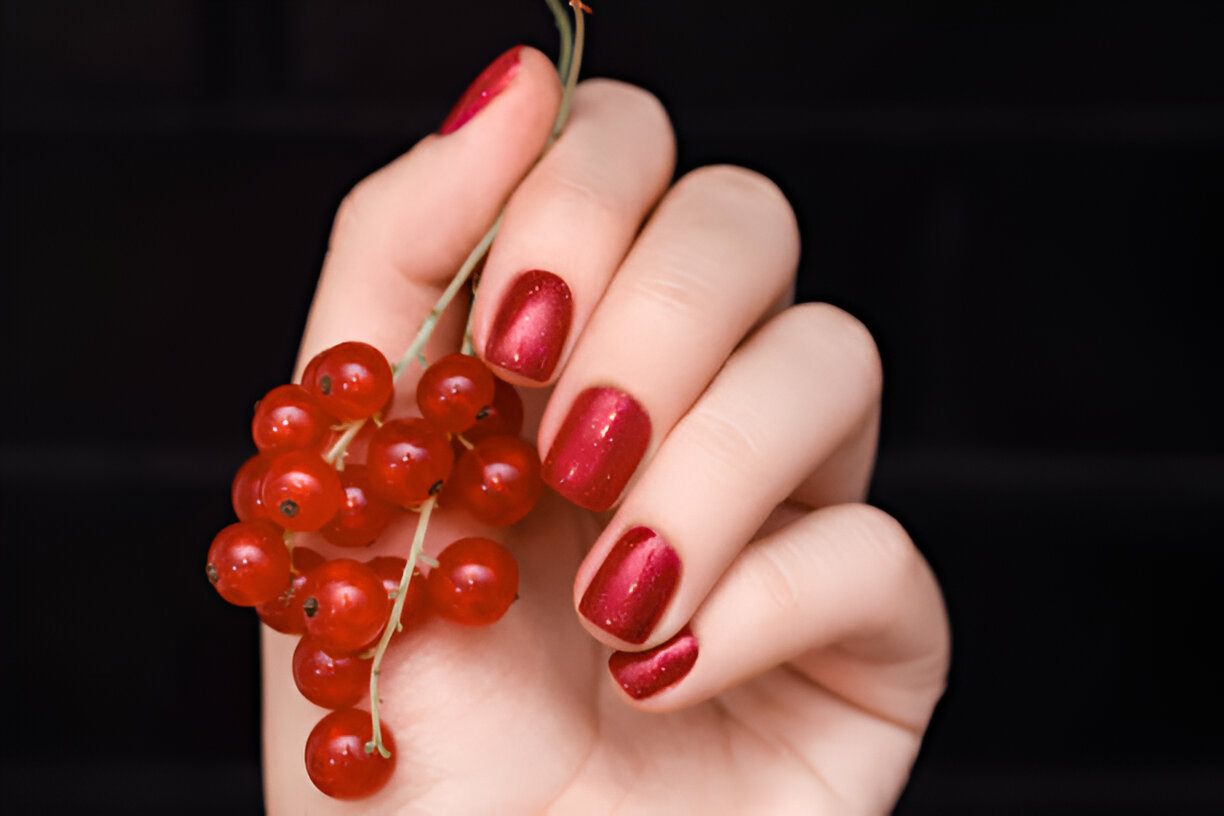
<box><xmin>542</xmin><ymin>387</ymin><xmax>650</xmax><ymax>512</ymax></box>
<box><xmin>608</xmin><ymin>626</ymin><xmax>698</xmax><ymax>700</ymax></box>
<box><xmin>580</xmin><ymin>527</ymin><xmax>680</xmax><ymax>644</ymax></box>
<box><xmin>439</xmin><ymin>46</ymin><xmax>523</xmax><ymax>135</ymax></box>
<box><xmin>485</xmin><ymin>270</ymin><xmax>572</xmax><ymax>382</ymax></box>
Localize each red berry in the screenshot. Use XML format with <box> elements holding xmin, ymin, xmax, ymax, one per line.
<box><xmin>367</xmin><ymin>556</ymin><xmax>431</xmax><ymax>632</ymax></box>
<box><xmin>367</xmin><ymin>417</ymin><xmax>454</xmax><ymax>506</ymax></box>
<box><xmin>319</xmin><ymin>465</ymin><xmax>401</xmax><ymax>548</ymax></box>
<box><xmin>304</xmin><ymin>342</ymin><xmax>394</xmax><ymax>421</ymax></box>
<box><xmin>304</xmin><ymin>708</ymin><xmax>395</xmax><ymax>800</ymax></box>
<box><xmin>251</xmin><ymin>384</ymin><xmax>335</xmax><ymax>453</ymax></box>
<box><xmin>448</xmin><ymin>435</ymin><xmax>541</xmax><ymax>526</ymax></box>
<box><xmin>206</xmin><ymin>521</ymin><xmax>290</xmax><ymax>606</ymax></box>
<box><xmin>256</xmin><ymin>547</ymin><xmax>325</xmax><ymax>634</ymax></box>
<box><xmin>300</xmin><ymin>559</ymin><xmax>389</xmax><ymax>654</ymax></box>
<box><xmin>231</xmin><ymin>452</ymin><xmax>272</xmax><ymax>522</ymax></box>
<box><xmin>427</xmin><ymin>537</ymin><xmax>518</xmax><ymax>627</ymax></box>
<box><xmin>463</xmin><ymin>376</ymin><xmax>525</xmax><ymax>444</ymax></box>
<box><xmin>416</xmin><ymin>353</ymin><xmax>495</xmax><ymax>433</ymax></box>
<box><xmin>292</xmin><ymin>636</ymin><xmax>371</xmax><ymax>710</ymax></box>
<box><xmin>261</xmin><ymin>450</ymin><xmax>344</xmax><ymax>532</ymax></box>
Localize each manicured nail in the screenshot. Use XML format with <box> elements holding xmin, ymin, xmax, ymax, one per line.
<box><xmin>580</xmin><ymin>526</ymin><xmax>680</xmax><ymax>644</ymax></box>
<box><xmin>542</xmin><ymin>387</ymin><xmax>651</xmax><ymax>512</ymax></box>
<box><xmin>439</xmin><ymin>46</ymin><xmax>523</xmax><ymax>135</ymax></box>
<box><xmin>608</xmin><ymin>626</ymin><xmax>698</xmax><ymax>700</ymax></box>
<box><xmin>485</xmin><ymin>270</ymin><xmax>572</xmax><ymax>382</ymax></box>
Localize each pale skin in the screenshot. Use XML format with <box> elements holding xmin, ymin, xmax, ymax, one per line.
<box><xmin>264</xmin><ymin>48</ymin><xmax>950</xmax><ymax>815</ymax></box>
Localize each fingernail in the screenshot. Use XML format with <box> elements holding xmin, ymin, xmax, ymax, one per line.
<box><xmin>542</xmin><ymin>387</ymin><xmax>651</xmax><ymax>512</ymax></box>
<box><xmin>580</xmin><ymin>526</ymin><xmax>680</xmax><ymax>644</ymax></box>
<box><xmin>608</xmin><ymin>626</ymin><xmax>698</xmax><ymax>700</ymax></box>
<box><xmin>439</xmin><ymin>46</ymin><xmax>523</xmax><ymax>135</ymax></box>
<box><xmin>485</xmin><ymin>269</ymin><xmax>572</xmax><ymax>382</ymax></box>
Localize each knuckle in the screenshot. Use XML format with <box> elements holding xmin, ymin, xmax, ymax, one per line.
<box><xmin>328</xmin><ymin>177</ymin><xmax>374</xmax><ymax>252</ymax></box>
<box><xmin>837</xmin><ymin>504</ymin><xmax>921</xmax><ymax>612</ymax></box>
<box><xmin>779</xmin><ymin>303</ymin><xmax>884</xmax><ymax>402</ymax></box>
<box><xmin>680</xmin><ymin>406</ymin><xmax>768</xmax><ymax>482</ymax></box>
<box><xmin>581</xmin><ymin>78</ymin><xmax>672</xmax><ymax>136</ymax></box>
<box><xmin>748</xmin><ymin>535</ymin><xmax>807</xmax><ymax>616</ymax></box>
<box><xmin>675</xmin><ymin>165</ymin><xmax>800</xmax><ymax>245</ymax></box>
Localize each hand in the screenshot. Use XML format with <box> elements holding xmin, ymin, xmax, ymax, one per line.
<box><xmin>263</xmin><ymin>47</ymin><xmax>949</xmax><ymax>815</ymax></box>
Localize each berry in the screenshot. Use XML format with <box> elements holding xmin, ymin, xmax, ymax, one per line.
<box><xmin>304</xmin><ymin>708</ymin><xmax>395</xmax><ymax>800</ymax></box>
<box><xmin>301</xmin><ymin>559</ymin><xmax>389</xmax><ymax>655</ymax></box>
<box><xmin>367</xmin><ymin>556</ymin><xmax>431</xmax><ymax>632</ymax></box>
<box><xmin>293</xmin><ymin>636</ymin><xmax>371</xmax><ymax>710</ymax></box>
<box><xmin>251</xmin><ymin>384</ymin><xmax>335</xmax><ymax>453</ymax></box>
<box><xmin>427</xmin><ymin>537</ymin><xmax>519</xmax><ymax>626</ymax></box>
<box><xmin>463</xmin><ymin>376</ymin><xmax>525</xmax><ymax>444</ymax></box>
<box><xmin>231</xmin><ymin>452</ymin><xmax>272</xmax><ymax>522</ymax></box>
<box><xmin>206</xmin><ymin>520</ymin><xmax>291</xmax><ymax>606</ymax></box>
<box><xmin>304</xmin><ymin>342</ymin><xmax>394</xmax><ymax>421</ymax></box>
<box><xmin>320</xmin><ymin>465</ymin><xmax>401</xmax><ymax>548</ymax></box>
<box><xmin>256</xmin><ymin>546</ymin><xmax>325</xmax><ymax>634</ymax></box>
<box><xmin>260</xmin><ymin>450</ymin><xmax>345</xmax><ymax>532</ymax></box>
<box><xmin>448</xmin><ymin>435</ymin><xmax>541</xmax><ymax>526</ymax></box>
<box><xmin>367</xmin><ymin>417</ymin><xmax>454</xmax><ymax>506</ymax></box>
<box><xmin>416</xmin><ymin>353</ymin><xmax>496</xmax><ymax>433</ymax></box>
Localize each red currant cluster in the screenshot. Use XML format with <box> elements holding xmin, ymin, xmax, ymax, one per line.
<box><xmin>206</xmin><ymin>341</ymin><xmax>540</xmax><ymax>799</ymax></box>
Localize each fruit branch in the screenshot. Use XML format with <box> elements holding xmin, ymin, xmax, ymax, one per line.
<box><xmin>365</xmin><ymin>495</ymin><xmax>436</xmax><ymax>758</ymax></box>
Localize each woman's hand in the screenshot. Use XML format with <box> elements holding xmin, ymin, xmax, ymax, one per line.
<box><xmin>263</xmin><ymin>47</ymin><xmax>949</xmax><ymax>815</ymax></box>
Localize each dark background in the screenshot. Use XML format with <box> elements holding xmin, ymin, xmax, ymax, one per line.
<box><xmin>3</xmin><ymin>1</ymin><xmax>1222</xmax><ymax>813</ymax></box>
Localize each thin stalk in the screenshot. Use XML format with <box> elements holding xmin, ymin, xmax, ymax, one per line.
<box><xmin>365</xmin><ymin>496</ymin><xmax>436</xmax><ymax>758</ymax></box>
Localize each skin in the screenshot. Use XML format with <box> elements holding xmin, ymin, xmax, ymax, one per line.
<box><xmin>264</xmin><ymin>48</ymin><xmax>950</xmax><ymax>815</ymax></box>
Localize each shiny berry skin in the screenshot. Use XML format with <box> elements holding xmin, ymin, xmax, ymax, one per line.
<box><xmin>292</xmin><ymin>636</ymin><xmax>371</xmax><ymax>710</ymax></box>
<box><xmin>427</xmin><ymin>537</ymin><xmax>519</xmax><ymax>626</ymax></box>
<box><xmin>251</xmin><ymin>384</ymin><xmax>335</xmax><ymax>453</ymax></box>
<box><xmin>260</xmin><ymin>450</ymin><xmax>345</xmax><ymax>532</ymax></box>
<box><xmin>304</xmin><ymin>341</ymin><xmax>394</xmax><ymax>421</ymax></box>
<box><xmin>448</xmin><ymin>435</ymin><xmax>541</xmax><ymax>526</ymax></box>
<box><xmin>463</xmin><ymin>376</ymin><xmax>525</xmax><ymax>444</ymax></box>
<box><xmin>300</xmin><ymin>558</ymin><xmax>389</xmax><ymax>655</ymax></box>
<box><xmin>416</xmin><ymin>353</ymin><xmax>496</xmax><ymax>433</ymax></box>
<box><xmin>367</xmin><ymin>417</ymin><xmax>454</xmax><ymax>506</ymax></box>
<box><xmin>367</xmin><ymin>556</ymin><xmax>431</xmax><ymax>632</ymax></box>
<box><xmin>320</xmin><ymin>465</ymin><xmax>401</xmax><ymax>548</ymax></box>
<box><xmin>304</xmin><ymin>708</ymin><xmax>395</xmax><ymax>800</ymax></box>
<box><xmin>255</xmin><ymin>546</ymin><xmax>324</xmax><ymax>634</ymax></box>
<box><xmin>206</xmin><ymin>520</ymin><xmax>290</xmax><ymax>606</ymax></box>
<box><xmin>231</xmin><ymin>452</ymin><xmax>272</xmax><ymax>522</ymax></box>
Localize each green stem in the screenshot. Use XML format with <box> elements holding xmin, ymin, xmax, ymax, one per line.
<box><xmin>366</xmin><ymin>496</ymin><xmax>436</xmax><ymax>758</ymax></box>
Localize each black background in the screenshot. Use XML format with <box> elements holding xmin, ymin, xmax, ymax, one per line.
<box><xmin>3</xmin><ymin>1</ymin><xmax>1222</xmax><ymax>813</ymax></box>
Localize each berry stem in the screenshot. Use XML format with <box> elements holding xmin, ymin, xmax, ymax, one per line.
<box><xmin>323</xmin><ymin>420</ymin><xmax>365</xmax><ymax>469</ymax></box>
<box><xmin>366</xmin><ymin>495</ymin><xmax>437</xmax><ymax>758</ymax></box>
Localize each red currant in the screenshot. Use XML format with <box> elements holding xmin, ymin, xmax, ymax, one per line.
<box><xmin>256</xmin><ymin>546</ymin><xmax>324</xmax><ymax>634</ymax></box>
<box><xmin>231</xmin><ymin>452</ymin><xmax>272</xmax><ymax>522</ymax></box>
<box><xmin>463</xmin><ymin>376</ymin><xmax>525</xmax><ymax>444</ymax></box>
<box><xmin>448</xmin><ymin>435</ymin><xmax>541</xmax><ymax>526</ymax></box>
<box><xmin>427</xmin><ymin>537</ymin><xmax>519</xmax><ymax>627</ymax></box>
<box><xmin>320</xmin><ymin>465</ymin><xmax>401</xmax><ymax>548</ymax></box>
<box><xmin>304</xmin><ymin>708</ymin><xmax>395</xmax><ymax>800</ymax></box>
<box><xmin>367</xmin><ymin>417</ymin><xmax>454</xmax><ymax>506</ymax></box>
<box><xmin>292</xmin><ymin>636</ymin><xmax>371</xmax><ymax>710</ymax></box>
<box><xmin>304</xmin><ymin>341</ymin><xmax>394</xmax><ymax>421</ymax></box>
<box><xmin>251</xmin><ymin>384</ymin><xmax>335</xmax><ymax>453</ymax></box>
<box><xmin>206</xmin><ymin>520</ymin><xmax>290</xmax><ymax>606</ymax></box>
<box><xmin>367</xmin><ymin>556</ymin><xmax>431</xmax><ymax>632</ymax></box>
<box><xmin>301</xmin><ymin>558</ymin><xmax>389</xmax><ymax>655</ymax></box>
<box><xmin>260</xmin><ymin>450</ymin><xmax>344</xmax><ymax>532</ymax></box>
<box><xmin>416</xmin><ymin>353</ymin><xmax>495</xmax><ymax>433</ymax></box>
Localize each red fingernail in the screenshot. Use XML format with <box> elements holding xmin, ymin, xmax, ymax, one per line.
<box><xmin>608</xmin><ymin>626</ymin><xmax>698</xmax><ymax>700</ymax></box>
<box><xmin>580</xmin><ymin>526</ymin><xmax>680</xmax><ymax>644</ymax></box>
<box><xmin>542</xmin><ymin>387</ymin><xmax>650</xmax><ymax>512</ymax></box>
<box><xmin>485</xmin><ymin>270</ymin><xmax>572</xmax><ymax>382</ymax></box>
<box><xmin>439</xmin><ymin>46</ymin><xmax>523</xmax><ymax>135</ymax></box>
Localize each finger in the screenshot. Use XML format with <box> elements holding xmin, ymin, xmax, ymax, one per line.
<box><xmin>607</xmin><ymin>504</ymin><xmax>949</xmax><ymax>810</ymax></box>
<box><xmin>538</xmin><ymin>166</ymin><xmax>801</xmax><ymax>512</ymax></box>
<box><xmin>295</xmin><ymin>46</ymin><xmax>562</xmax><ymax>379</ymax></box>
<box><xmin>573</xmin><ymin>303</ymin><xmax>882</xmax><ymax>648</ymax></box>
<box><xmin>471</xmin><ymin>78</ymin><xmax>675</xmax><ymax>385</ymax></box>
